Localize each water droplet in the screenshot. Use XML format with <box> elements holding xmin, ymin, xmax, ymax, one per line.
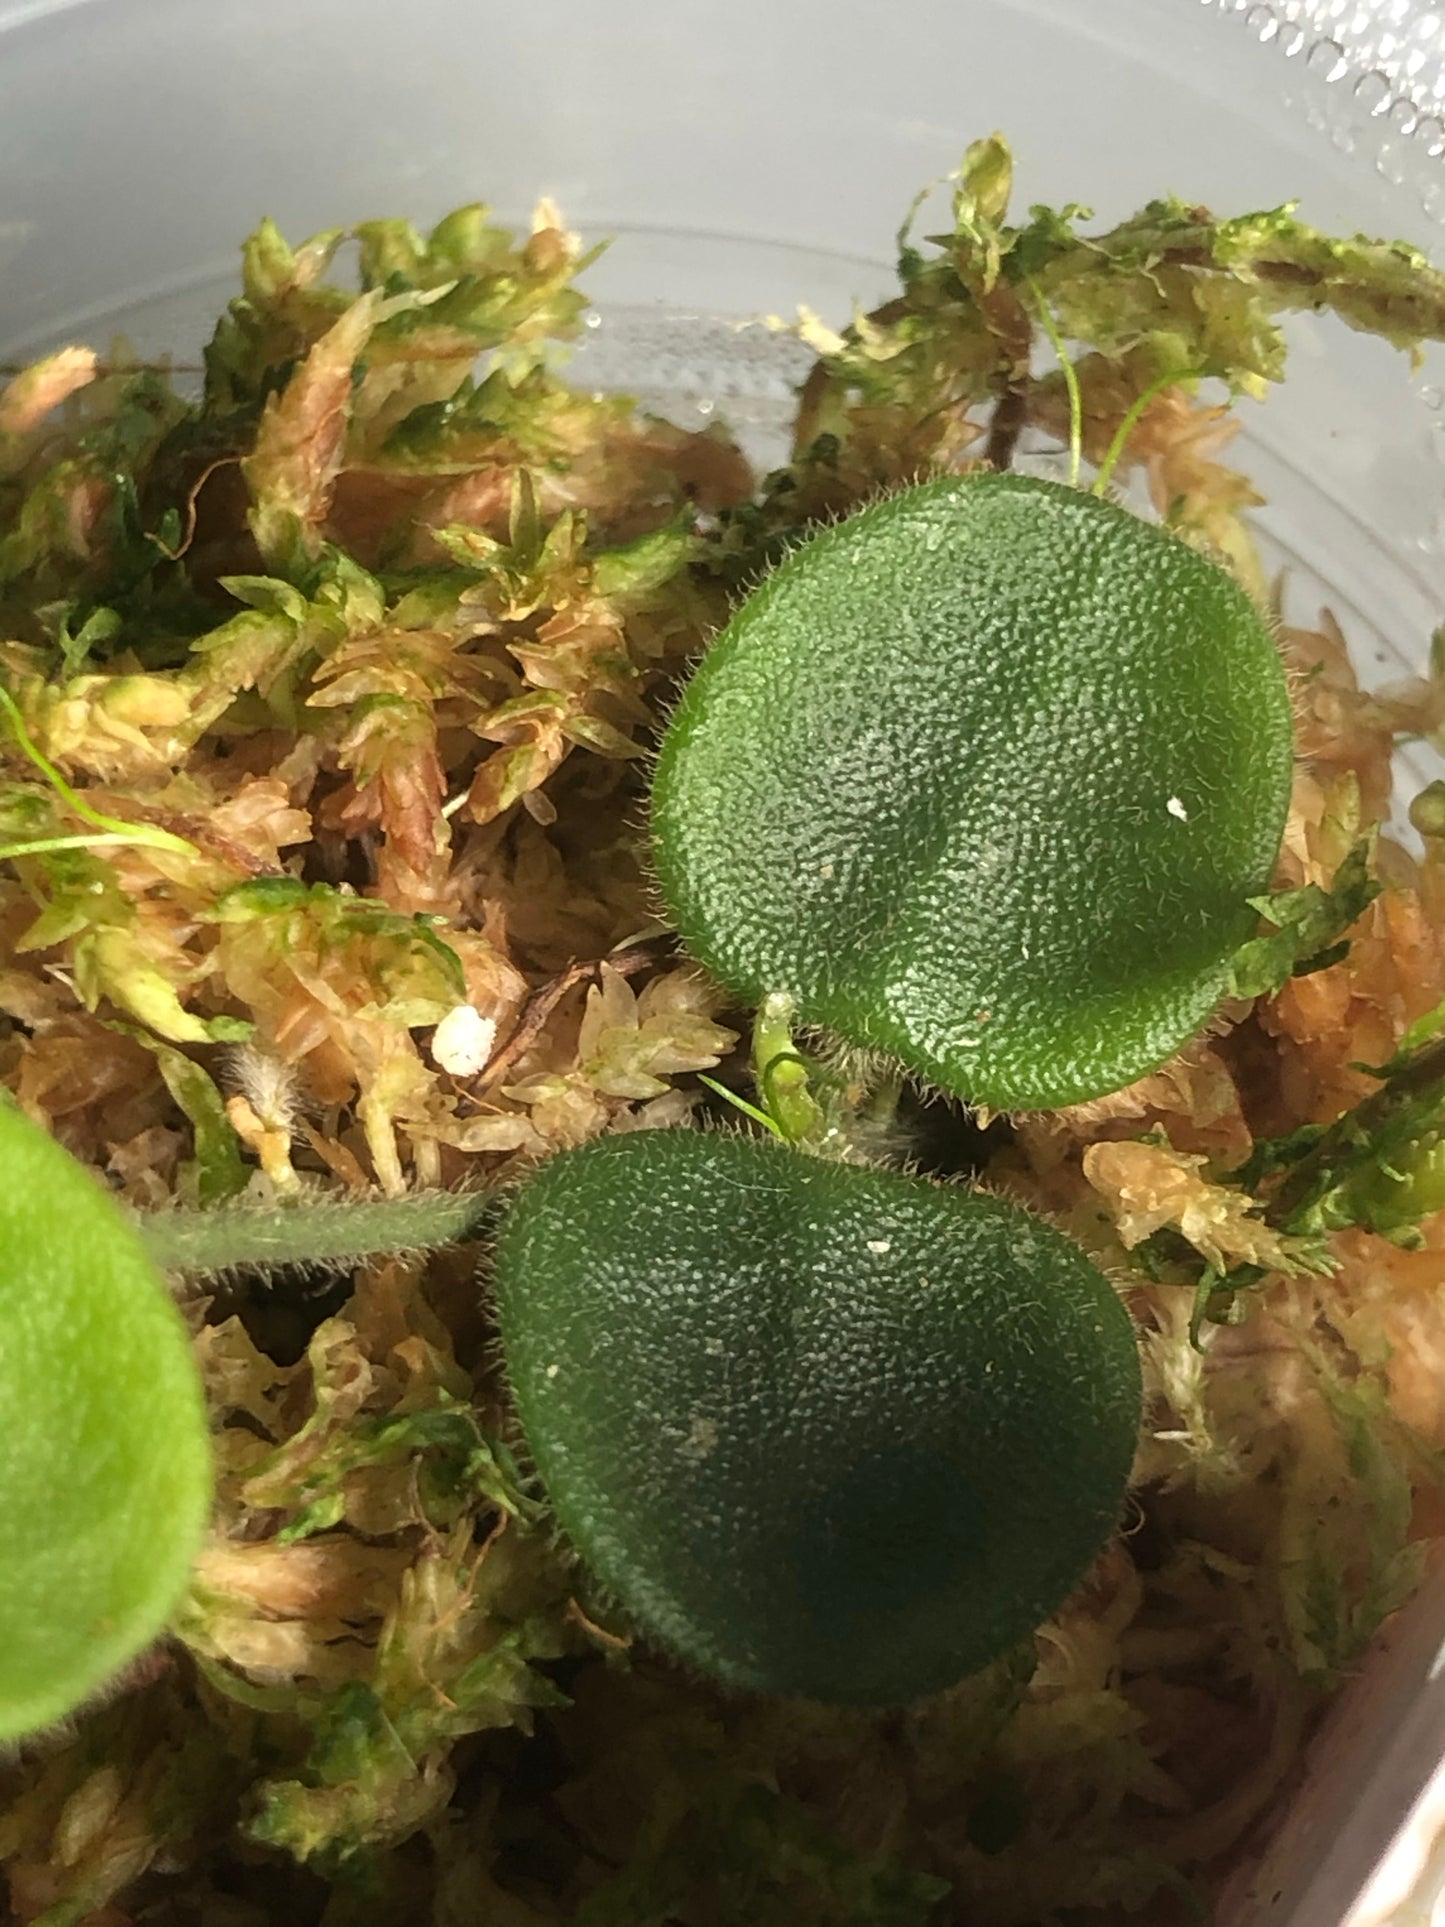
<box><xmin>1422</xmin><ymin>385</ymin><xmax>1443</xmax><ymax>409</ymax></box>
<box><xmin>696</xmin><ymin>397</ymin><xmax>715</xmax><ymax>417</ymax></box>
<box><xmin>1354</xmin><ymin>69</ymin><xmax>1392</xmax><ymax>113</ymax></box>
<box><xmin>1246</xmin><ymin>3</ymin><xmax>1279</xmax><ymax>38</ymax></box>
<box><xmin>1377</xmin><ymin>137</ymin><xmax>1409</xmax><ymax>183</ymax></box>
<box><xmin>1330</xmin><ymin>120</ymin><xmax>1358</xmax><ymax>155</ymax></box>
<box><xmin>1390</xmin><ymin>94</ymin><xmax>1421</xmax><ymax>132</ymax></box>
<box><xmin>1307</xmin><ymin>32</ymin><xmax>1347</xmax><ymax>75</ymax></box>
<box><xmin>1281</xmin><ymin>24</ymin><xmax>1306</xmax><ymax>54</ymax></box>
<box><xmin>584</xmin><ymin>312</ymin><xmax>602</xmax><ymax>330</ymax></box>
<box><xmin>1422</xmin><ymin>177</ymin><xmax>1445</xmax><ymax>221</ymax></box>
<box><xmin>1410</xmin><ymin>7</ymin><xmax>1442</xmax><ymax>41</ymax></box>
<box><xmin>1418</xmin><ymin>113</ymin><xmax>1445</xmax><ymax>154</ymax></box>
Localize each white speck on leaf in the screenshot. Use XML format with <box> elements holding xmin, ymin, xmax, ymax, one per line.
<box><xmin>867</xmin><ymin>1238</ymin><xmax>892</xmax><ymax>1255</ymax></box>
<box><xmin>1167</xmin><ymin>795</ymin><xmax>1189</xmax><ymax>822</ymax></box>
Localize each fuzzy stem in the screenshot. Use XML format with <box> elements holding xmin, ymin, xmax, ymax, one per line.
<box><xmin>137</xmin><ymin>1189</ymin><xmax>496</xmax><ymax>1275</ymax></box>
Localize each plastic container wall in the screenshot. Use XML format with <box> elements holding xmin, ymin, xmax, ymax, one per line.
<box><xmin>3</xmin><ymin>3</ymin><xmax>1445</xmax><ymax>1922</ymax></box>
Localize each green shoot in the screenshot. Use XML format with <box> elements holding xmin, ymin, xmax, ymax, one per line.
<box><xmin>0</xmin><ymin>683</ymin><xmax>199</xmax><ymax>863</ymax></box>
<box><xmin>696</xmin><ymin>1074</ymin><xmax>787</xmax><ymax>1139</ymax></box>
<box><xmin>1092</xmin><ymin>366</ymin><xmax>1208</xmax><ymax>498</ymax></box>
<box><xmin>1026</xmin><ymin>276</ymin><xmax>1082</xmax><ymax>488</ymax></box>
<box><xmin>751</xmin><ymin>990</ymin><xmax>830</xmax><ymax>1145</ymax></box>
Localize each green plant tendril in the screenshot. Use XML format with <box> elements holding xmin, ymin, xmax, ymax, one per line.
<box><xmin>1092</xmin><ymin>367</ymin><xmax>1208</xmax><ymax>498</ymax></box>
<box><xmin>0</xmin><ymin>683</ymin><xmax>198</xmax><ymax>862</ymax></box>
<box><xmin>1025</xmin><ymin>276</ymin><xmax>1082</xmax><ymax>488</ymax></box>
<box><xmin>695</xmin><ymin>1074</ymin><xmax>786</xmax><ymax>1139</ymax></box>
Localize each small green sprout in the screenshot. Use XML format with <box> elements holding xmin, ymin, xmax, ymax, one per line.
<box><xmin>0</xmin><ymin>1100</ymin><xmax>211</xmax><ymax>1739</ymax></box>
<box><xmin>0</xmin><ymin>682</ymin><xmax>198</xmax><ymax>864</ymax></box>
<box><xmin>492</xmin><ymin>1128</ymin><xmax>1141</xmax><ymax>1705</ymax></box>
<box><xmin>653</xmin><ymin>472</ymin><xmax>1295</xmax><ymax>1111</ymax></box>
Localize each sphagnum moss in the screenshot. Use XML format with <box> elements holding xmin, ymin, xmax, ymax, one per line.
<box><xmin>3</xmin><ymin>135</ymin><xmax>1445</xmax><ymax>1927</ymax></box>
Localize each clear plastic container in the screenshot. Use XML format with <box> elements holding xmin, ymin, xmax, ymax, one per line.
<box><xmin>2</xmin><ymin>1</ymin><xmax>1445</xmax><ymax>1920</ymax></box>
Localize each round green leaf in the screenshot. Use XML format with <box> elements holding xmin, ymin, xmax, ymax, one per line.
<box><xmin>0</xmin><ymin>1101</ymin><xmax>212</xmax><ymax>1738</ymax></box>
<box><xmin>494</xmin><ymin>1129</ymin><xmax>1141</xmax><ymax>1705</ymax></box>
<box><xmin>653</xmin><ymin>473</ymin><xmax>1294</xmax><ymax>1109</ymax></box>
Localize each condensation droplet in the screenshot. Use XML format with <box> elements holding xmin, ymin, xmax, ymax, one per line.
<box><xmin>1281</xmin><ymin>24</ymin><xmax>1306</xmax><ymax>55</ymax></box>
<box><xmin>1377</xmin><ymin>137</ymin><xmax>1409</xmax><ymax>184</ymax></box>
<box><xmin>1422</xmin><ymin>177</ymin><xmax>1445</xmax><ymax>221</ymax></box>
<box><xmin>1391</xmin><ymin>94</ymin><xmax>1421</xmax><ymax>132</ymax></box>
<box><xmin>696</xmin><ymin>397</ymin><xmax>715</xmax><ymax>417</ymax></box>
<box><xmin>1354</xmin><ymin>69</ymin><xmax>1392</xmax><ymax>113</ymax></box>
<box><xmin>1246</xmin><ymin>3</ymin><xmax>1279</xmax><ymax>39</ymax></box>
<box><xmin>1307</xmin><ymin>33</ymin><xmax>1346</xmax><ymax>75</ymax></box>
<box><xmin>1417</xmin><ymin>113</ymin><xmax>1445</xmax><ymax>154</ymax></box>
<box><xmin>584</xmin><ymin>312</ymin><xmax>602</xmax><ymax>330</ymax></box>
<box><xmin>1422</xmin><ymin>384</ymin><xmax>1444</xmax><ymax>409</ymax></box>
